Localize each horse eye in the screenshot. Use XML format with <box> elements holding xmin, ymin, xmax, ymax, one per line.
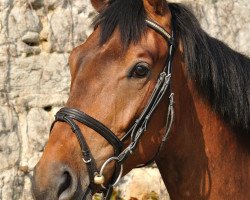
<box><xmin>130</xmin><ymin>64</ymin><xmax>150</xmax><ymax>78</ymax></box>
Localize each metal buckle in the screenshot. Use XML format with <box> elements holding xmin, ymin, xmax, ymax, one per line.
<box><xmin>82</xmin><ymin>157</ymin><xmax>92</xmax><ymax>164</ymax></box>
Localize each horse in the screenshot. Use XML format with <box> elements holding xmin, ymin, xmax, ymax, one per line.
<box><xmin>32</xmin><ymin>0</ymin><xmax>250</xmax><ymax>199</ymax></box>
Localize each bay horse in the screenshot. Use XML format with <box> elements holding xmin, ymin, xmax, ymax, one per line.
<box><xmin>32</xmin><ymin>0</ymin><xmax>250</xmax><ymax>199</ymax></box>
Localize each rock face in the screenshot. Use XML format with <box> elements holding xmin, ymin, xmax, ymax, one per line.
<box><xmin>0</xmin><ymin>0</ymin><xmax>249</xmax><ymax>199</ymax></box>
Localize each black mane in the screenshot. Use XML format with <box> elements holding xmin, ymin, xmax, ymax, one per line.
<box><xmin>94</xmin><ymin>1</ymin><xmax>250</xmax><ymax>133</ymax></box>
<box><xmin>169</xmin><ymin>3</ymin><xmax>250</xmax><ymax>133</ymax></box>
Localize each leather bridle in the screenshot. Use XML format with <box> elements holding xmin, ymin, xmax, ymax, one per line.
<box><xmin>50</xmin><ymin>18</ymin><xmax>175</xmax><ymax>200</ymax></box>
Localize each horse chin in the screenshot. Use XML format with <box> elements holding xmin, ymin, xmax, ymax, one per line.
<box><xmin>84</xmin><ymin>192</ymin><xmax>92</xmax><ymax>200</ymax></box>
<box><xmin>78</xmin><ymin>186</ymin><xmax>92</xmax><ymax>200</ymax></box>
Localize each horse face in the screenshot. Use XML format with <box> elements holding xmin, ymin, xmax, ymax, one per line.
<box><xmin>32</xmin><ymin>0</ymin><xmax>172</xmax><ymax>199</ymax></box>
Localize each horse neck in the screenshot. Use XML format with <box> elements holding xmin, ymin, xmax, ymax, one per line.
<box><xmin>155</xmin><ymin>47</ymin><xmax>250</xmax><ymax>200</ymax></box>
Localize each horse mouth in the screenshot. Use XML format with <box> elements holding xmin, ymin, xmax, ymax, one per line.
<box><xmin>81</xmin><ymin>188</ymin><xmax>92</xmax><ymax>200</ymax></box>
<box><xmin>58</xmin><ymin>187</ymin><xmax>92</xmax><ymax>200</ymax></box>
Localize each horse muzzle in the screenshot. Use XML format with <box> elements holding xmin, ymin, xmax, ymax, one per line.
<box><xmin>32</xmin><ymin>162</ymin><xmax>91</xmax><ymax>200</ymax></box>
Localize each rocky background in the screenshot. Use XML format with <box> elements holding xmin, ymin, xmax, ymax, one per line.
<box><xmin>0</xmin><ymin>0</ymin><xmax>249</xmax><ymax>199</ymax></box>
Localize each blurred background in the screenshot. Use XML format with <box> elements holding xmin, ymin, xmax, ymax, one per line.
<box><xmin>0</xmin><ymin>0</ymin><xmax>249</xmax><ymax>199</ymax></box>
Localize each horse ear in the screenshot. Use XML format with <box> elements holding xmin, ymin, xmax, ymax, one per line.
<box><xmin>91</xmin><ymin>0</ymin><xmax>109</xmax><ymax>12</ymax></box>
<box><xmin>144</xmin><ymin>0</ymin><xmax>169</xmax><ymax>16</ymax></box>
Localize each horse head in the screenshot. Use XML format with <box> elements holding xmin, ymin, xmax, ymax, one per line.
<box><xmin>32</xmin><ymin>0</ymin><xmax>176</xmax><ymax>199</ymax></box>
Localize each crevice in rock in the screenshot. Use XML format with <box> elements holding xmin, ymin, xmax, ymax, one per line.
<box><xmin>43</xmin><ymin>105</ymin><xmax>52</xmax><ymax>112</ymax></box>
<box><xmin>23</xmin><ymin>41</ymin><xmax>39</xmax><ymax>47</ymax></box>
<box><xmin>28</xmin><ymin>0</ymin><xmax>44</xmax><ymax>10</ymax></box>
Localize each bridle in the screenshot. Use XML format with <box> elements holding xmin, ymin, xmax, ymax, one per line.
<box><xmin>50</xmin><ymin>18</ymin><xmax>175</xmax><ymax>200</ymax></box>
<box><xmin>51</xmin><ymin>18</ymin><xmax>175</xmax><ymax>200</ymax></box>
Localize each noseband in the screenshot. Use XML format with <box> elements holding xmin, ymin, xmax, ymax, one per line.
<box><xmin>50</xmin><ymin>19</ymin><xmax>175</xmax><ymax>200</ymax></box>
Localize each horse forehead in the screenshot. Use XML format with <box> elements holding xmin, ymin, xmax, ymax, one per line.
<box><xmin>70</xmin><ymin>30</ymin><xmax>125</xmax><ymax>67</ymax></box>
<box><xmin>93</xmin><ymin>28</ymin><xmax>164</xmax><ymax>62</ymax></box>
<box><xmin>69</xmin><ymin>26</ymin><xmax>166</xmax><ymax>76</ymax></box>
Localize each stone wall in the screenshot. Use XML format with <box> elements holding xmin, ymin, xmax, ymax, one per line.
<box><xmin>0</xmin><ymin>0</ymin><xmax>249</xmax><ymax>199</ymax></box>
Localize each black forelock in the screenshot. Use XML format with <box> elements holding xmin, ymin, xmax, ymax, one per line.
<box><xmin>93</xmin><ymin>0</ymin><xmax>147</xmax><ymax>46</ymax></box>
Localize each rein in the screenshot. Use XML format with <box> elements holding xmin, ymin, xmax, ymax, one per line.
<box><xmin>50</xmin><ymin>18</ymin><xmax>175</xmax><ymax>200</ymax></box>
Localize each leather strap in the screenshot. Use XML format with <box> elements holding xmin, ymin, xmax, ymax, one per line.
<box><xmin>52</xmin><ymin>112</ymin><xmax>99</xmax><ymax>191</ymax></box>
<box><xmin>56</xmin><ymin>108</ymin><xmax>123</xmax><ymax>155</ymax></box>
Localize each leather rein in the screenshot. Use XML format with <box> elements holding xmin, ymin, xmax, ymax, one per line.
<box><xmin>50</xmin><ymin>18</ymin><xmax>175</xmax><ymax>200</ymax></box>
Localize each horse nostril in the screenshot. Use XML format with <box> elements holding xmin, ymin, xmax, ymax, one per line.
<box><xmin>57</xmin><ymin>168</ymin><xmax>77</xmax><ymax>200</ymax></box>
<box><xmin>58</xmin><ymin>171</ymin><xmax>71</xmax><ymax>198</ymax></box>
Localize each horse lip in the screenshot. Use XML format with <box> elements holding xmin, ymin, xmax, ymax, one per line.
<box><xmin>58</xmin><ymin>186</ymin><xmax>92</xmax><ymax>200</ymax></box>
<box><xmin>79</xmin><ymin>186</ymin><xmax>92</xmax><ymax>200</ymax></box>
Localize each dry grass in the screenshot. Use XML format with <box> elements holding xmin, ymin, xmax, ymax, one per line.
<box><xmin>92</xmin><ymin>190</ymin><xmax>159</xmax><ymax>200</ymax></box>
